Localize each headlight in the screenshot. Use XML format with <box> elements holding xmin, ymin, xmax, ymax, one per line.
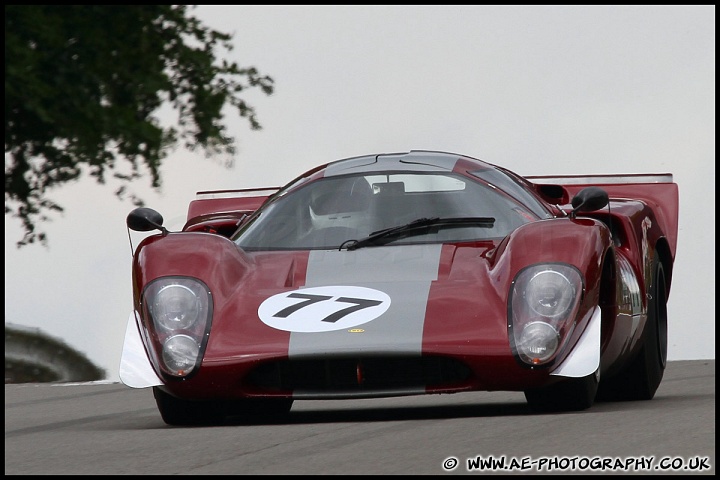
<box><xmin>162</xmin><ymin>335</ymin><xmax>201</xmax><ymax>375</ymax></box>
<box><xmin>141</xmin><ymin>277</ymin><xmax>213</xmax><ymax>378</ymax></box>
<box><xmin>524</xmin><ymin>270</ymin><xmax>576</xmax><ymax>318</ymax></box>
<box><xmin>516</xmin><ymin>322</ymin><xmax>560</xmax><ymax>364</ymax></box>
<box><xmin>509</xmin><ymin>264</ymin><xmax>582</xmax><ymax>366</ymax></box>
<box><xmin>151</xmin><ymin>284</ymin><xmax>200</xmax><ymax>330</ymax></box>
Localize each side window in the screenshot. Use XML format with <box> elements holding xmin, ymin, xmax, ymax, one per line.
<box><xmin>469</xmin><ymin>169</ymin><xmax>552</xmax><ymax>219</ymax></box>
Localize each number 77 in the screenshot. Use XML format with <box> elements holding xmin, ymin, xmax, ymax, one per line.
<box><xmin>273</xmin><ymin>293</ymin><xmax>382</xmax><ymax>323</ymax></box>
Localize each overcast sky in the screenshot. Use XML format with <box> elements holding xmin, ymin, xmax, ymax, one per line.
<box><xmin>4</xmin><ymin>5</ymin><xmax>714</xmax><ymax>381</ymax></box>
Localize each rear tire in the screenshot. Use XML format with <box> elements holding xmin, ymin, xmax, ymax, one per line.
<box><xmin>596</xmin><ymin>257</ymin><xmax>667</xmax><ymax>401</ymax></box>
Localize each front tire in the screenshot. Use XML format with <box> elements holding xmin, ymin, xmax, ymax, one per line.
<box><xmin>597</xmin><ymin>257</ymin><xmax>667</xmax><ymax>401</ymax></box>
<box><xmin>524</xmin><ymin>368</ymin><xmax>600</xmax><ymax>412</ymax></box>
<box><xmin>153</xmin><ymin>387</ymin><xmax>295</xmax><ymax>426</ymax></box>
<box><xmin>153</xmin><ymin>387</ymin><xmax>226</xmax><ymax>426</ymax></box>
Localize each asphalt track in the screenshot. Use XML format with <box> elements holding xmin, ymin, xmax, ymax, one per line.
<box><xmin>4</xmin><ymin>360</ymin><xmax>714</xmax><ymax>475</ymax></box>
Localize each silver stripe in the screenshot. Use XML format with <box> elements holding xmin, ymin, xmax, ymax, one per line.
<box><xmin>288</xmin><ymin>244</ymin><xmax>443</xmax><ymax>357</ymax></box>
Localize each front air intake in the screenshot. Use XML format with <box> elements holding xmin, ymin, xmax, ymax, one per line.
<box><xmin>244</xmin><ymin>355</ymin><xmax>472</xmax><ymax>392</ymax></box>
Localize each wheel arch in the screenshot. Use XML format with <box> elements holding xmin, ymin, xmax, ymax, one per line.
<box><xmin>654</xmin><ymin>237</ymin><xmax>673</xmax><ymax>299</ymax></box>
<box><xmin>597</xmin><ymin>246</ymin><xmax>618</xmax><ymax>357</ymax></box>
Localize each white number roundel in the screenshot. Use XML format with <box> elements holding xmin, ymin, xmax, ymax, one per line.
<box><xmin>258</xmin><ymin>285</ymin><xmax>391</xmax><ymax>333</ymax></box>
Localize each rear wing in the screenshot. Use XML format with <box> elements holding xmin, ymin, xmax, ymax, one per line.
<box><xmin>527</xmin><ymin>173</ymin><xmax>679</xmax><ymax>257</ymax></box>
<box><xmin>183</xmin><ymin>187</ymin><xmax>280</xmax><ymax>236</ymax></box>
<box><xmin>526</xmin><ymin>173</ymin><xmax>673</xmax><ymax>187</ymax></box>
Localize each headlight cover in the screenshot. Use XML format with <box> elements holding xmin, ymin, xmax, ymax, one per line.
<box><xmin>141</xmin><ymin>277</ymin><xmax>213</xmax><ymax>378</ymax></box>
<box><xmin>509</xmin><ymin>264</ymin><xmax>583</xmax><ymax>367</ymax></box>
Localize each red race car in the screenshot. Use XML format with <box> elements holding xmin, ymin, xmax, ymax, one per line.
<box><xmin>120</xmin><ymin>150</ymin><xmax>679</xmax><ymax>425</ymax></box>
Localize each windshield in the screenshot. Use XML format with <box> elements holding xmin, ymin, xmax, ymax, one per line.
<box><xmin>234</xmin><ymin>172</ymin><xmax>538</xmax><ymax>251</ymax></box>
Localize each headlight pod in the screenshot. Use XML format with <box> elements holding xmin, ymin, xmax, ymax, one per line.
<box><xmin>141</xmin><ymin>277</ymin><xmax>213</xmax><ymax>378</ymax></box>
<box><xmin>509</xmin><ymin>264</ymin><xmax>583</xmax><ymax>366</ymax></box>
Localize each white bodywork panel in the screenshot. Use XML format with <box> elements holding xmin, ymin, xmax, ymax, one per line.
<box><xmin>551</xmin><ymin>307</ymin><xmax>602</xmax><ymax>378</ymax></box>
<box><xmin>119</xmin><ymin>312</ymin><xmax>162</xmax><ymax>388</ymax></box>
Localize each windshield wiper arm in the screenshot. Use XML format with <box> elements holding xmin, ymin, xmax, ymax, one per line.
<box><xmin>343</xmin><ymin>216</ymin><xmax>495</xmax><ymax>251</ymax></box>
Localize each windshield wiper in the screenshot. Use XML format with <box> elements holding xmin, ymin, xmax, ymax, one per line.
<box><xmin>342</xmin><ymin>216</ymin><xmax>495</xmax><ymax>251</ymax></box>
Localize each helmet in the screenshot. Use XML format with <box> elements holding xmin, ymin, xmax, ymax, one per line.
<box><xmin>308</xmin><ymin>176</ymin><xmax>372</xmax><ymax>230</ymax></box>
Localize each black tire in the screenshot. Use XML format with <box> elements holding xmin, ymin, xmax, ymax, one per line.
<box><xmin>153</xmin><ymin>387</ymin><xmax>226</xmax><ymax>426</ymax></box>
<box><xmin>596</xmin><ymin>257</ymin><xmax>667</xmax><ymax>401</ymax></box>
<box><xmin>524</xmin><ymin>368</ymin><xmax>600</xmax><ymax>412</ymax></box>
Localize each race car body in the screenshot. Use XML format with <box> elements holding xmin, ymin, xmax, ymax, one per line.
<box><xmin>120</xmin><ymin>150</ymin><xmax>678</xmax><ymax>425</ymax></box>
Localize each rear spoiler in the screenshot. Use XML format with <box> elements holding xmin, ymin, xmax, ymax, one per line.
<box><xmin>527</xmin><ymin>173</ymin><xmax>678</xmax><ymax>258</ymax></box>
<box><xmin>182</xmin><ymin>187</ymin><xmax>281</xmax><ymax>236</ymax></box>
<box><xmin>186</xmin><ymin>187</ymin><xmax>280</xmax><ymax>221</ymax></box>
<box><xmin>525</xmin><ymin>173</ymin><xmax>673</xmax><ymax>185</ymax></box>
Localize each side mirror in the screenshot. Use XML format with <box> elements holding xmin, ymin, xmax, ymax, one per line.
<box><xmin>127</xmin><ymin>207</ymin><xmax>166</xmax><ymax>233</ymax></box>
<box><xmin>570</xmin><ymin>187</ymin><xmax>609</xmax><ymax>217</ymax></box>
